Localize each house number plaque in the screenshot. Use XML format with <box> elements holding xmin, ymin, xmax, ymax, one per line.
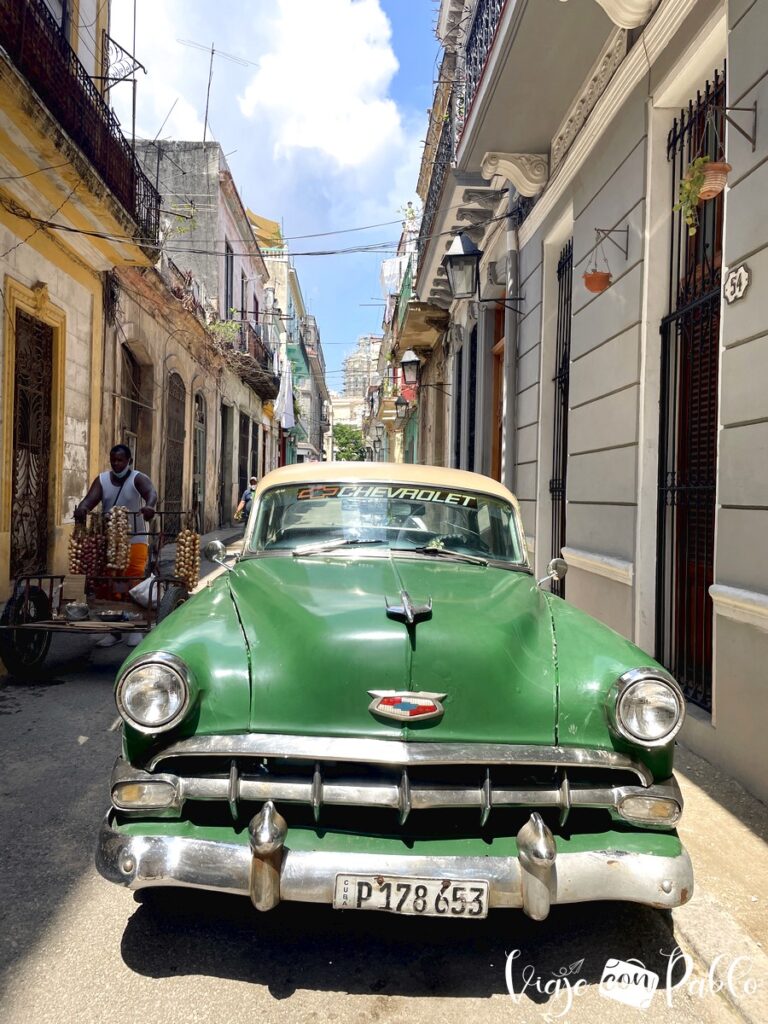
<box><xmin>723</xmin><ymin>263</ymin><xmax>750</xmax><ymax>304</ymax></box>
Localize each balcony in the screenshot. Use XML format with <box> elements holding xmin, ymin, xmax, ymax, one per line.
<box><xmin>0</xmin><ymin>0</ymin><xmax>159</xmax><ymax>243</ymax></box>
<box><xmin>418</xmin><ymin>110</ymin><xmax>454</xmax><ymax>264</ymax></box>
<box><xmin>240</xmin><ymin>321</ymin><xmax>279</xmax><ymax>400</ymax></box>
<box><xmin>463</xmin><ymin>0</ymin><xmax>507</xmax><ymax>128</ymax></box>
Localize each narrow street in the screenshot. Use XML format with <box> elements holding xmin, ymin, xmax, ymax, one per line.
<box><xmin>1</xmin><ymin>0</ymin><xmax>768</xmax><ymax>1021</ymax></box>
<box><xmin>0</xmin><ymin>639</ymin><xmax>744</xmax><ymax>1024</ymax></box>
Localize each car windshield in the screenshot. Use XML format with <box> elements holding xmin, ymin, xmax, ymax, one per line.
<box><xmin>247</xmin><ymin>481</ymin><xmax>527</xmax><ymax>566</ymax></box>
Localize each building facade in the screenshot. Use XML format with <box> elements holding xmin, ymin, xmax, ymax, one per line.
<box><xmin>406</xmin><ymin>0</ymin><xmax>768</xmax><ymax>802</ymax></box>
<box><xmin>135</xmin><ymin>142</ymin><xmax>281</xmax><ymax>523</ymax></box>
<box><xmin>0</xmin><ymin>0</ymin><xmax>159</xmax><ymax>597</ymax></box>
<box><xmin>248</xmin><ymin>212</ymin><xmax>330</xmax><ymax>464</ymax></box>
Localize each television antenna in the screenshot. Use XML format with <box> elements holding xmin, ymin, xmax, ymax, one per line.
<box><xmin>177</xmin><ymin>39</ymin><xmax>259</xmax><ymax>144</ymax></box>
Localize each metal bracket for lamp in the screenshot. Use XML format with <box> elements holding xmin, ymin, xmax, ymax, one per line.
<box><xmin>721</xmin><ymin>103</ymin><xmax>758</xmax><ymax>152</ymax></box>
<box><xmin>594</xmin><ymin>226</ymin><xmax>629</xmax><ymax>260</ymax></box>
<box><xmin>477</xmin><ymin>296</ymin><xmax>525</xmax><ymax>313</ymax></box>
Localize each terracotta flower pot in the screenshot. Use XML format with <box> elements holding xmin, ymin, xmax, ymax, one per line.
<box><xmin>583</xmin><ymin>270</ymin><xmax>612</xmax><ymax>293</ymax></box>
<box><xmin>699</xmin><ymin>161</ymin><xmax>731</xmax><ymax>200</ymax></box>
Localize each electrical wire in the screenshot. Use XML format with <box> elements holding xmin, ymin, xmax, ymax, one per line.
<box><xmin>0</xmin><ymin>194</ymin><xmax>507</xmax><ymax>259</ymax></box>
<box><xmin>0</xmin><ymin>160</ymin><xmax>72</xmax><ymax>181</ymax></box>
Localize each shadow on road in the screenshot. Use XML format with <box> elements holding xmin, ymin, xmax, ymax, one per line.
<box><xmin>121</xmin><ymin>892</ymin><xmax>685</xmax><ymax>1002</ymax></box>
<box><xmin>0</xmin><ymin>643</ymin><xmax>125</xmax><ymax>1001</ymax></box>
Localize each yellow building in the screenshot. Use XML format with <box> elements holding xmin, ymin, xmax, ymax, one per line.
<box><xmin>0</xmin><ymin>0</ymin><xmax>159</xmax><ymax>597</ymax></box>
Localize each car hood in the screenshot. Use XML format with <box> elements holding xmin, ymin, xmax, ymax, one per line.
<box><xmin>228</xmin><ymin>554</ymin><xmax>557</xmax><ymax>743</ymax></box>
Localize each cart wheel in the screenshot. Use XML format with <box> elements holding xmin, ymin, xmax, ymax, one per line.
<box><xmin>0</xmin><ymin>587</ymin><xmax>52</xmax><ymax>680</ymax></box>
<box><xmin>157</xmin><ymin>585</ymin><xmax>188</xmax><ymax>623</ymax></box>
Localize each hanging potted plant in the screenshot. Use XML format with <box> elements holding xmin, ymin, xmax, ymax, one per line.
<box><xmin>583</xmin><ymin>232</ymin><xmax>612</xmax><ymax>293</ymax></box>
<box><xmin>673</xmin><ymin>155</ymin><xmax>709</xmax><ymax>236</ymax></box>
<box><xmin>699</xmin><ymin>155</ymin><xmax>731</xmax><ymax>200</ymax></box>
<box><xmin>675</xmin><ymin>111</ymin><xmax>732</xmax><ymax>235</ymax></box>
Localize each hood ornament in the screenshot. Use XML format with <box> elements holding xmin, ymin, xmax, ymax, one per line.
<box><xmin>368</xmin><ymin>690</ymin><xmax>447</xmax><ymax>722</ymax></box>
<box><xmin>386</xmin><ymin>589</ymin><xmax>432</xmax><ymax>626</ymax></box>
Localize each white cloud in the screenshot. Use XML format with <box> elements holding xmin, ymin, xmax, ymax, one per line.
<box><xmin>238</xmin><ymin>0</ymin><xmax>402</xmax><ymax>169</ymax></box>
<box><xmin>110</xmin><ymin>0</ymin><xmax>205</xmax><ymax>141</ymax></box>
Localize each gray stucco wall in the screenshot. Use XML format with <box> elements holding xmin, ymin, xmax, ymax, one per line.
<box><xmin>717</xmin><ymin>0</ymin><xmax>768</xmax><ymax>593</ymax></box>
<box><xmin>565</xmin><ymin>82</ymin><xmax>648</xmax><ymax>635</ymax></box>
<box><xmin>514</xmin><ymin>230</ymin><xmax>543</xmax><ymax>543</ymax></box>
<box><xmin>136</xmin><ymin>141</ymin><xmax>221</xmax><ymax>304</ymax></box>
<box><xmin>684</xmin><ymin>0</ymin><xmax>768</xmax><ymax>804</ymax></box>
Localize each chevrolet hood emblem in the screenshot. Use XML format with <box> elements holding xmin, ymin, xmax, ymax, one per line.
<box><xmin>368</xmin><ymin>690</ymin><xmax>447</xmax><ymax>722</ymax></box>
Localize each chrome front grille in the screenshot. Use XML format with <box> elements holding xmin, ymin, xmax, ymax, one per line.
<box><xmin>158</xmin><ymin>759</ymin><xmax>639</xmax><ymax>826</ymax></box>
<box><xmin>118</xmin><ymin>735</ymin><xmax>666</xmax><ymax>828</ymax></box>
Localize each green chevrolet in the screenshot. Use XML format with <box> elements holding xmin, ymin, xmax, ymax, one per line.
<box><xmin>96</xmin><ymin>463</ymin><xmax>692</xmax><ymax>920</ymax></box>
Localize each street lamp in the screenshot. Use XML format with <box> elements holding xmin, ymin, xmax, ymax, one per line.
<box><xmin>442</xmin><ymin>230</ymin><xmax>524</xmax><ymax>310</ymax></box>
<box><xmin>441</xmin><ymin>231</ymin><xmax>482</xmax><ymax>299</ymax></box>
<box><xmin>399</xmin><ymin>349</ymin><xmax>420</xmax><ymax>386</ymax></box>
<box><xmin>395</xmin><ymin>395</ymin><xmax>409</xmax><ymax>420</ymax></box>
<box><xmin>373</xmin><ymin>421</ymin><xmax>386</xmax><ymax>442</ymax></box>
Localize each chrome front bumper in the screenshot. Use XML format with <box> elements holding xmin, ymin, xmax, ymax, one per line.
<box><xmin>96</xmin><ymin>806</ymin><xmax>693</xmax><ymax>920</ymax></box>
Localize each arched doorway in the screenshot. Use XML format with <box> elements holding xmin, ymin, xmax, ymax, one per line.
<box><xmin>164</xmin><ymin>372</ymin><xmax>186</xmax><ymax>535</ymax></box>
<box><xmin>192</xmin><ymin>393</ymin><xmax>206</xmax><ymax>532</ymax></box>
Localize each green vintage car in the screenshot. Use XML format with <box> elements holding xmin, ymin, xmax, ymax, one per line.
<box><xmin>96</xmin><ymin>463</ymin><xmax>693</xmax><ymax>920</ymax></box>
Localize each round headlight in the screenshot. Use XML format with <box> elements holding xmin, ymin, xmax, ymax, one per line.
<box><xmin>611</xmin><ymin>669</ymin><xmax>685</xmax><ymax>746</ymax></box>
<box><xmin>116</xmin><ymin>655</ymin><xmax>190</xmax><ymax>733</ymax></box>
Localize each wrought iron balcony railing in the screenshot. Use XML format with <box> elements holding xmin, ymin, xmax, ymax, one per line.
<box><xmin>240</xmin><ymin>320</ymin><xmax>274</xmax><ymax>371</ymax></box>
<box><xmin>0</xmin><ymin>0</ymin><xmax>160</xmax><ymax>245</ymax></box>
<box><xmin>418</xmin><ymin>112</ymin><xmax>454</xmax><ymax>262</ymax></box>
<box><xmin>464</xmin><ymin>0</ymin><xmax>506</xmax><ymax>127</ymax></box>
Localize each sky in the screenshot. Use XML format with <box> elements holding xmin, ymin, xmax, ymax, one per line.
<box><xmin>109</xmin><ymin>0</ymin><xmax>440</xmax><ymax>393</ymax></box>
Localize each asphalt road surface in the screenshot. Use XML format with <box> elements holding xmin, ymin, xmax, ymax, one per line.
<box><xmin>0</xmin><ymin>634</ymin><xmax>741</xmax><ymax>1024</ymax></box>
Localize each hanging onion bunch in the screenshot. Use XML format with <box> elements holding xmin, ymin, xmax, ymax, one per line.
<box><xmin>80</xmin><ymin>516</ymin><xmax>107</xmax><ymax>577</ymax></box>
<box><xmin>174</xmin><ymin>529</ymin><xmax>200</xmax><ymax>590</ymax></box>
<box><xmin>105</xmin><ymin>506</ymin><xmax>130</xmax><ymax>571</ymax></box>
<box><xmin>68</xmin><ymin>524</ymin><xmax>87</xmax><ymax>574</ymax></box>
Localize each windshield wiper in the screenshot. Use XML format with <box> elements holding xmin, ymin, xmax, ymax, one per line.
<box><xmin>392</xmin><ymin>545</ymin><xmax>488</xmax><ymax>567</ymax></box>
<box><xmin>292</xmin><ymin>538</ymin><xmax>385</xmax><ymax>557</ymax></box>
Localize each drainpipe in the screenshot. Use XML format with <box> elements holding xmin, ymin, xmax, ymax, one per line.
<box><xmin>503</xmin><ymin>191</ymin><xmax>520</xmax><ymax>493</ymax></box>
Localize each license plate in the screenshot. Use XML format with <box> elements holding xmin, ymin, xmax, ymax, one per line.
<box><xmin>333</xmin><ymin>874</ymin><xmax>489</xmax><ymax>918</ymax></box>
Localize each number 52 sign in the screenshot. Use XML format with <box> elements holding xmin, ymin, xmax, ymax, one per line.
<box><xmin>723</xmin><ymin>263</ymin><xmax>751</xmax><ymax>304</ymax></box>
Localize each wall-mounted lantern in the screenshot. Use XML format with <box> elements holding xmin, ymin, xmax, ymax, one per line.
<box><xmin>399</xmin><ymin>349</ymin><xmax>420</xmax><ymax>386</ymax></box>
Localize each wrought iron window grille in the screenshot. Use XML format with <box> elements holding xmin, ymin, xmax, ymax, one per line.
<box><xmin>655</xmin><ymin>66</ymin><xmax>726</xmax><ymax>713</ymax></box>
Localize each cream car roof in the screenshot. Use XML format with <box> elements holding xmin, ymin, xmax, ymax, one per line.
<box><xmin>254</xmin><ymin>462</ymin><xmax>521</xmax><ymax>512</ymax></box>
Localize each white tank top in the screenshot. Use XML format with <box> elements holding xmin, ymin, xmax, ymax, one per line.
<box><xmin>99</xmin><ymin>470</ymin><xmax>146</xmax><ymax>544</ymax></box>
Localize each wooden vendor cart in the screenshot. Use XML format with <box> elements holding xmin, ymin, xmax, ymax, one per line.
<box><xmin>0</xmin><ymin>510</ymin><xmax>199</xmax><ymax>679</ymax></box>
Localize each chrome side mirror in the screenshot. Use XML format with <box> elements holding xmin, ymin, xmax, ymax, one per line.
<box><xmin>537</xmin><ymin>557</ymin><xmax>568</xmax><ymax>588</ymax></box>
<box><xmin>204</xmin><ymin>540</ymin><xmax>235</xmax><ymax>571</ymax></box>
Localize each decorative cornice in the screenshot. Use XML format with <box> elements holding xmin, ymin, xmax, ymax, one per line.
<box><xmin>710</xmin><ymin>585</ymin><xmax>768</xmax><ymax>632</ymax></box>
<box><xmin>551</xmin><ymin>28</ymin><xmax>628</xmax><ymax>173</ymax></box>
<box><xmin>457</xmin><ymin>207</ymin><xmax>492</xmax><ymax>227</ymax></box>
<box><xmin>592</xmin><ymin>0</ymin><xmax>655</xmax><ymax>28</ymax></box>
<box><xmin>481</xmin><ymin>153</ymin><xmax>549</xmax><ymax>196</ymax></box>
<box><xmin>520</xmin><ymin>0</ymin><xmax>699</xmax><ymax>248</ymax></box>
<box><xmin>560</xmin><ymin>0</ymin><xmax>655</xmax><ymax>29</ymax></box>
<box><xmin>462</xmin><ymin>187</ymin><xmax>502</xmax><ymax>210</ymax></box>
<box><xmin>561</xmin><ymin>546</ymin><xmax>634</xmax><ymax>586</ymax></box>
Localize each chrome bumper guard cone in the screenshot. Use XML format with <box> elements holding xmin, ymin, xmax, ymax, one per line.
<box><xmin>96</xmin><ymin>811</ymin><xmax>693</xmax><ymax>920</ymax></box>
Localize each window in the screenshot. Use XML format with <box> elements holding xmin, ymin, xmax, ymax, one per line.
<box><xmin>241</xmin><ymin>270</ymin><xmax>247</xmax><ymax>321</ymax></box>
<box><xmin>224</xmin><ymin>242</ymin><xmax>234</xmax><ymax>319</ymax></box>
<box><xmin>252</xmin><ymin>294</ymin><xmax>259</xmax><ymax>324</ymax></box>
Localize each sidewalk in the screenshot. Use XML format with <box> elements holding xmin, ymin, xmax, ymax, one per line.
<box><xmin>673</xmin><ymin>743</ymin><xmax>768</xmax><ymax>1022</ymax></box>
<box><xmin>191</xmin><ymin>525</ymin><xmax>244</xmax><ymax>592</ymax></box>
